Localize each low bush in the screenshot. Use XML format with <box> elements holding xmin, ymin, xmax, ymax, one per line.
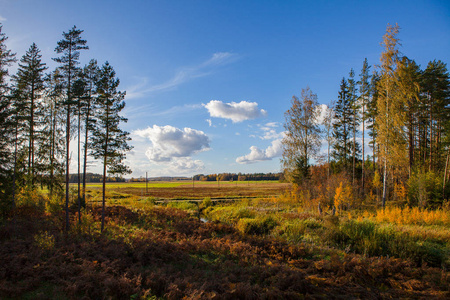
<box><xmin>237</xmin><ymin>216</ymin><xmax>278</xmax><ymax>235</ymax></box>
<box><xmin>274</xmin><ymin>219</ymin><xmax>307</xmax><ymax>243</ymax></box>
<box><xmin>325</xmin><ymin>219</ymin><xmax>448</xmax><ymax>268</ymax></box>
<box><xmin>201</xmin><ymin>197</ymin><xmax>213</xmax><ymax>209</ymax></box>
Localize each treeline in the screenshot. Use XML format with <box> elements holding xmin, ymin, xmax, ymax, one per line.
<box><xmin>282</xmin><ymin>24</ymin><xmax>450</xmax><ymax>209</ymax></box>
<box><xmin>0</xmin><ymin>25</ymin><xmax>132</xmax><ymax>231</ymax></box>
<box><xmin>193</xmin><ymin>173</ymin><xmax>282</xmax><ymax>181</ymax></box>
<box><xmin>68</xmin><ymin>173</ymin><xmax>126</xmax><ymax>183</ymax></box>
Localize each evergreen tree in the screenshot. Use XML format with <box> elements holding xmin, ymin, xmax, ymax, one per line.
<box><xmin>396</xmin><ymin>57</ymin><xmax>421</xmax><ymax>176</ymax></box>
<box><xmin>348</xmin><ymin>68</ymin><xmax>360</xmax><ymax>183</ymax></box>
<box><xmin>12</xmin><ymin>43</ymin><xmax>47</xmax><ymax>185</ymax></box>
<box><xmin>332</xmin><ymin>78</ymin><xmax>352</xmax><ymax>169</ymax></box>
<box><xmin>0</xmin><ymin>24</ymin><xmax>16</xmax><ymax>205</ymax></box>
<box><xmin>422</xmin><ymin>60</ymin><xmax>450</xmax><ymax>171</ymax></box>
<box><xmin>90</xmin><ymin>62</ymin><xmax>132</xmax><ymax>232</ymax></box>
<box><xmin>72</xmin><ymin>75</ymin><xmax>86</xmax><ymax>222</ymax></box>
<box><xmin>81</xmin><ymin>59</ymin><xmax>99</xmax><ymax>214</ymax></box>
<box><xmin>358</xmin><ymin>58</ymin><xmax>371</xmax><ymax>190</ymax></box>
<box><xmin>39</xmin><ymin>70</ymin><xmax>65</xmax><ymax>199</ymax></box>
<box><xmin>322</xmin><ymin>101</ymin><xmax>335</xmax><ymax>180</ymax></box>
<box><xmin>368</xmin><ymin>71</ymin><xmax>380</xmax><ymax>170</ymax></box>
<box><xmin>282</xmin><ymin>87</ymin><xmax>321</xmax><ymax>183</ymax></box>
<box><xmin>53</xmin><ymin>26</ymin><xmax>88</xmax><ymax>231</ymax></box>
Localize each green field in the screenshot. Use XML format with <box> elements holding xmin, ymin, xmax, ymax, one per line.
<box><xmin>78</xmin><ymin>180</ymin><xmax>280</xmax><ymax>189</ymax></box>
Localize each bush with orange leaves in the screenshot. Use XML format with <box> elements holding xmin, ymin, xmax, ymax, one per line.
<box><xmin>334</xmin><ymin>181</ymin><xmax>354</xmax><ymax>214</ymax></box>
<box><xmin>373</xmin><ymin>206</ymin><xmax>450</xmax><ymax>226</ymax></box>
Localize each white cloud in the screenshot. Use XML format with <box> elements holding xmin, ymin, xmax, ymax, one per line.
<box><xmin>265</xmin><ymin>139</ymin><xmax>283</xmax><ymax>158</ymax></box>
<box><xmin>206</xmin><ymin>119</ymin><xmax>212</xmax><ymax>127</ymax></box>
<box><xmin>126</xmin><ymin>52</ymin><xmax>238</xmax><ymax>99</ymax></box>
<box><xmin>133</xmin><ymin>125</ymin><xmax>210</xmax><ymax>162</ymax></box>
<box><xmin>256</xmin><ymin>122</ymin><xmax>284</xmax><ymax>140</ymax></box>
<box><xmin>167</xmin><ymin>157</ymin><xmax>205</xmax><ymax>173</ymax></box>
<box><xmin>315</xmin><ymin>104</ymin><xmax>328</xmax><ymax>125</ymax></box>
<box><xmin>236</xmin><ymin>139</ymin><xmax>283</xmax><ymax>164</ymax></box>
<box><xmin>204</xmin><ymin>100</ymin><xmax>267</xmax><ymax>123</ymax></box>
<box><xmin>0</xmin><ymin>16</ymin><xmax>6</xmax><ymax>22</ymax></box>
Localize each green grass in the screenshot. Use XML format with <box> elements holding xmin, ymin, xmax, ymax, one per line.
<box><xmin>81</xmin><ymin>181</ymin><xmax>191</xmax><ymax>188</ymax></box>
<box><xmin>76</xmin><ymin>180</ymin><xmax>280</xmax><ymax>189</ymax></box>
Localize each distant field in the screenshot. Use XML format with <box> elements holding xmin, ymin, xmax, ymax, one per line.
<box><xmin>79</xmin><ymin>180</ymin><xmax>291</xmax><ymax>200</ymax></box>
<box><xmin>79</xmin><ymin>180</ymin><xmax>281</xmax><ymax>188</ymax></box>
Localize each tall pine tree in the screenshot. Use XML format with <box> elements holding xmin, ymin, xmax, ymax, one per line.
<box><xmin>332</xmin><ymin>78</ymin><xmax>352</xmax><ymax>170</ymax></box>
<box><xmin>358</xmin><ymin>58</ymin><xmax>371</xmax><ymax>190</ymax></box>
<box><xmin>12</xmin><ymin>43</ymin><xmax>47</xmax><ymax>186</ymax></box>
<box><xmin>53</xmin><ymin>26</ymin><xmax>88</xmax><ymax>231</ymax></box>
<box><xmin>90</xmin><ymin>62</ymin><xmax>132</xmax><ymax>232</ymax></box>
<box><xmin>0</xmin><ymin>24</ymin><xmax>16</xmax><ymax>206</ymax></box>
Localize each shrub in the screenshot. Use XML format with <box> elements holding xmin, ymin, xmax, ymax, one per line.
<box><xmin>167</xmin><ymin>201</ymin><xmax>197</xmax><ymax>211</ymax></box>
<box><xmin>237</xmin><ymin>216</ymin><xmax>278</xmax><ymax>235</ymax></box>
<box><xmin>274</xmin><ymin>219</ymin><xmax>307</xmax><ymax>243</ymax></box>
<box><xmin>202</xmin><ymin>197</ymin><xmax>213</xmax><ymax>208</ymax></box>
<box><xmin>34</xmin><ymin>231</ymin><xmax>55</xmax><ymax>251</ymax></box>
<box><xmin>325</xmin><ymin>219</ymin><xmax>448</xmax><ymax>267</ymax></box>
<box><xmin>407</xmin><ymin>169</ymin><xmax>443</xmax><ymax>207</ymax></box>
<box><xmin>334</xmin><ymin>181</ymin><xmax>353</xmax><ymax>213</ymax></box>
<box><xmin>17</xmin><ymin>186</ymin><xmax>45</xmax><ymax>208</ymax></box>
<box><xmin>45</xmin><ymin>194</ymin><xmax>63</xmax><ymax>215</ymax></box>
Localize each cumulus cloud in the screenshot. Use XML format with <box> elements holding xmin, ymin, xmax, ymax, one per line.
<box><xmin>236</xmin><ymin>139</ymin><xmax>283</xmax><ymax>164</ymax></box>
<box><xmin>204</xmin><ymin>100</ymin><xmax>267</xmax><ymax>123</ymax></box>
<box><xmin>167</xmin><ymin>157</ymin><xmax>205</xmax><ymax>174</ymax></box>
<box><xmin>133</xmin><ymin>125</ymin><xmax>210</xmax><ymax>162</ymax></box>
<box><xmin>314</xmin><ymin>104</ymin><xmax>328</xmax><ymax>125</ymax></box>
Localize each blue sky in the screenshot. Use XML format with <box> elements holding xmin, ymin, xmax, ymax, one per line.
<box><xmin>1</xmin><ymin>0</ymin><xmax>449</xmax><ymax>177</ymax></box>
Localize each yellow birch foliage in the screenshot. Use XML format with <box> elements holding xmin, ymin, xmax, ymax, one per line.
<box><xmin>334</xmin><ymin>182</ymin><xmax>353</xmax><ymax>214</ymax></box>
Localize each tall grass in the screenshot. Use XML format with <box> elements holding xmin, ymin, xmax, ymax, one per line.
<box><xmin>371</xmin><ymin>206</ymin><xmax>450</xmax><ymax>226</ymax></box>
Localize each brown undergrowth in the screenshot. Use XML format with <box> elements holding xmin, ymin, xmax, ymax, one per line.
<box><xmin>0</xmin><ymin>205</ymin><xmax>448</xmax><ymax>299</ymax></box>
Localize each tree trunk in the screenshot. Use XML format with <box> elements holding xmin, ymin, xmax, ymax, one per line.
<box><xmin>65</xmin><ymin>57</ymin><xmax>72</xmax><ymax>233</ymax></box>
<box><xmin>382</xmin><ymin>158</ymin><xmax>387</xmax><ymax>208</ymax></box>
<box><xmin>101</xmin><ymin>105</ymin><xmax>110</xmax><ymax>233</ymax></box>
<box><xmin>77</xmin><ymin>102</ymin><xmax>81</xmax><ymax>224</ymax></box>
<box><xmin>101</xmin><ymin>153</ymin><xmax>107</xmax><ymax>233</ymax></box>
<box><xmin>82</xmin><ymin>102</ymin><xmax>90</xmax><ymax>217</ymax></box>
<box><xmin>362</xmin><ymin>102</ymin><xmax>365</xmax><ymax>193</ymax></box>
<box><xmin>443</xmin><ymin>148</ymin><xmax>449</xmax><ymax>199</ymax></box>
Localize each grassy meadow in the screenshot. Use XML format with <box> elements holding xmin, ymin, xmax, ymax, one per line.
<box><xmin>1</xmin><ymin>180</ymin><xmax>449</xmax><ymax>299</ymax></box>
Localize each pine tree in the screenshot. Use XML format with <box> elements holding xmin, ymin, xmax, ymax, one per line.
<box><xmin>348</xmin><ymin>69</ymin><xmax>360</xmax><ymax>183</ymax></box>
<box><xmin>12</xmin><ymin>43</ymin><xmax>47</xmax><ymax>186</ymax></box>
<box><xmin>332</xmin><ymin>78</ymin><xmax>352</xmax><ymax>170</ymax></box>
<box><xmin>358</xmin><ymin>58</ymin><xmax>371</xmax><ymax>191</ymax></box>
<box><xmin>323</xmin><ymin>101</ymin><xmax>335</xmax><ymax>180</ymax></box>
<box><xmin>396</xmin><ymin>57</ymin><xmax>421</xmax><ymax>176</ymax></box>
<box><xmin>81</xmin><ymin>59</ymin><xmax>99</xmax><ymax>214</ymax></box>
<box><xmin>282</xmin><ymin>87</ymin><xmax>321</xmax><ymax>184</ymax></box>
<box><xmin>422</xmin><ymin>60</ymin><xmax>450</xmax><ymax>171</ymax></box>
<box><xmin>368</xmin><ymin>71</ymin><xmax>380</xmax><ymax>171</ymax></box>
<box><xmin>72</xmin><ymin>75</ymin><xmax>86</xmax><ymax>222</ymax></box>
<box><xmin>90</xmin><ymin>62</ymin><xmax>132</xmax><ymax>232</ymax></box>
<box><xmin>0</xmin><ymin>24</ymin><xmax>16</xmax><ymax>205</ymax></box>
<box><xmin>53</xmin><ymin>26</ymin><xmax>88</xmax><ymax>231</ymax></box>
<box><xmin>39</xmin><ymin>70</ymin><xmax>65</xmax><ymax>199</ymax></box>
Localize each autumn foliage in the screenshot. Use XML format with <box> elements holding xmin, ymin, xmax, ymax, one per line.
<box><xmin>1</xmin><ymin>203</ymin><xmax>448</xmax><ymax>299</ymax></box>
